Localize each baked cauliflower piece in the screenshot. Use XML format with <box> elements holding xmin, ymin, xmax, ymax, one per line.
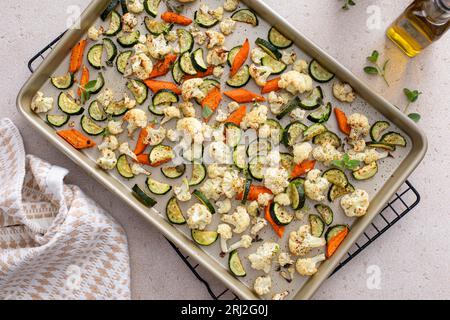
<box><xmin>333</xmin><ymin>81</ymin><xmax>356</xmax><ymax>103</ymax></box>
<box><xmin>250</xmin><ymin>47</ymin><xmax>267</xmax><ymax>64</ymax></box>
<box><xmin>107</xmin><ymin>120</ymin><xmax>124</xmax><ymax>135</ymax></box>
<box><xmin>281</xmin><ymin>50</ymin><xmax>297</xmax><ymax>65</ymax></box>
<box><xmin>206</xmin><ymin>46</ymin><xmax>228</xmax><ymax>66</ymax></box>
<box><xmin>293</xmin><ymin>59</ymin><xmax>309</xmax><ymax>73</ymax></box>
<box><xmin>312</xmin><ymin>143</ymin><xmax>343</xmax><ymax>166</ymax></box>
<box><xmin>296</xmin><ymin>253</ymin><xmax>326</xmax><ymax>276</ymax></box>
<box><xmin>228</xmin><ymin>235</ymin><xmax>253</xmax><ymax>252</ymax></box>
<box><xmin>147</xmin><ymin>34</ymin><xmax>173</xmax><ymax>60</ymax></box>
<box><xmin>131</xmin><ymin>163</ymin><xmax>151</xmax><ymax>176</ymax></box>
<box><xmin>144</xmin><ymin>125</ymin><xmax>166</xmax><ymax>146</ymax></box>
<box><xmin>176</xmin><ymin>117</ymin><xmax>205</xmax><ymax>144</ymax></box>
<box><xmin>122</xmin><ymin>13</ymin><xmax>138</xmax><ymax>33</ymax></box>
<box><xmin>217</xmin><ymin>223</ymin><xmax>233</xmax><ymax>253</ymax></box>
<box><xmin>289</xmin><ymin>225</ymin><xmax>326</xmax><ymax>256</ymax></box>
<box><xmin>123</xmin><ymin>109</ymin><xmax>148</xmax><ymax>136</ymax></box>
<box><xmin>340</xmin><ymin>189</ymin><xmax>370</xmax><ymax>217</ymax></box>
<box><xmin>347</xmin><ymin>113</ymin><xmax>370</xmax><ymax>152</ymax></box>
<box><xmin>293</xmin><ymin>142</ymin><xmax>313</xmax><ymax>164</ymax></box>
<box><xmin>248</xmin><ymin>242</ymin><xmax>280</xmax><ymax>273</ymax></box>
<box><xmin>222</xmin><ymin>170</ymin><xmax>244</xmax><ymax>198</ymax></box>
<box><xmin>119</xmin><ymin>142</ymin><xmax>138</xmax><ymax>161</ymax></box>
<box><xmin>31</xmin><ymin>92</ymin><xmax>53</xmax><ymax>113</ymax></box>
<box><xmin>124</xmin><ymin>53</ymin><xmax>153</xmax><ymax>80</ymax></box>
<box><xmin>224</xmin><ymin>0</ymin><xmax>239</xmax><ymax>12</ymax></box>
<box><xmin>249</xmin><ymin>64</ymin><xmax>272</xmax><ymax>86</ymax></box>
<box><xmin>209</xmin><ymin>141</ymin><xmax>232</xmax><ymax>164</ymax></box>
<box><xmin>220</xmin><ymin>18</ymin><xmax>236</xmax><ymax>35</ymax></box>
<box><xmin>200</xmin><ymin>178</ymin><xmax>224</xmax><ymax>201</ymax></box>
<box><xmin>98</xmin><ymin>135</ymin><xmax>119</xmax><ymax>151</ymax></box>
<box><xmin>96</xmin><ymin>149</ymin><xmax>117</xmax><ymax>170</ymax></box>
<box><xmin>263</xmin><ymin>167</ymin><xmax>289</xmax><ymax>195</ymax></box>
<box><xmin>186</xmin><ymin>203</ymin><xmax>212</xmax><ymax>230</ymax></box>
<box><xmin>221</xmin><ymin>206</ymin><xmax>250</xmax><ymax>233</ymax></box>
<box><xmin>205</xmin><ymin>30</ymin><xmax>225</xmax><ymax>49</ymax></box>
<box><xmin>278</xmin><ymin>70</ymin><xmax>313</xmax><ymax>95</ymax></box>
<box><xmin>254</xmin><ymin>276</ymin><xmax>272</xmax><ymax>296</ymax></box>
<box><xmin>126</xmin><ymin>0</ymin><xmax>144</xmax><ymax>13</ymax></box>
<box><xmin>348</xmin><ymin>148</ymin><xmax>388</xmax><ymax>165</ymax></box>
<box><xmin>267</xmin><ymin>91</ymin><xmax>289</xmax><ymax>115</ymax></box>
<box><xmin>240</xmin><ymin>104</ymin><xmax>268</xmax><ymax>130</ymax></box>
<box><xmin>174</xmin><ymin>178</ymin><xmax>192</xmax><ymax>202</ymax></box>
<box><xmin>216</xmin><ymin>199</ymin><xmax>232</xmax><ymax>214</ymax></box>
<box><xmin>182</xmin><ymin>78</ymin><xmax>206</xmax><ymax>102</ymax></box>
<box><xmin>304</xmin><ymin>169</ymin><xmax>330</xmax><ymax>201</ymax></box>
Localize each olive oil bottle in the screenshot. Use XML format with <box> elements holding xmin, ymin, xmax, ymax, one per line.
<box><xmin>387</xmin><ymin>0</ymin><xmax>450</xmax><ymax>57</ymax></box>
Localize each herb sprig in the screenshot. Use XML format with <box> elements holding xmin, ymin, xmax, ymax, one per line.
<box><xmin>364</xmin><ymin>50</ymin><xmax>390</xmax><ymax>86</ymax></box>
<box><xmin>331</xmin><ymin>153</ymin><xmax>360</xmax><ymax>171</ymax></box>
<box><xmin>403</xmin><ymin>88</ymin><xmax>422</xmax><ymax>123</ymax></box>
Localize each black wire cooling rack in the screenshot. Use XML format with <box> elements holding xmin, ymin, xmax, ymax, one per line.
<box><xmin>28</xmin><ymin>33</ymin><xmax>421</xmax><ymax>300</ymax></box>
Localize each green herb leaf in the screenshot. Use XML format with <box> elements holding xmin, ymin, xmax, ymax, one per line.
<box><xmin>331</xmin><ymin>160</ymin><xmax>344</xmax><ymax>169</ymax></box>
<box><xmin>408</xmin><ymin>113</ymin><xmax>421</xmax><ymax>123</ymax></box>
<box><xmin>404</xmin><ymin>88</ymin><xmax>422</xmax><ymax>103</ymax></box>
<box><xmin>367</xmin><ymin>50</ymin><xmax>379</xmax><ymax>63</ymax></box>
<box><xmin>364</xmin><ymin>66</ymin><xmax>379</xmax><ymax>75</ymax></box>
<box><xmin>346</xmin><ymin>159</ymin><xmax>361</xmax><ymax>170</ymax></box>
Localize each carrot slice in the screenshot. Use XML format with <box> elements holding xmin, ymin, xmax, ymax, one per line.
<box><xmin>335</xmin><ymin>108</ymin><xmax>351</xmax><ymax>135</ymax></box>
<box><xmin>57</xmin><ymin>129</ymin><xmax>95</xmax><ymax>149</ymax></box>
<box><xmin>143</xmin><ymin>80</ymin><xmax>181</xmax><ymax>95</ymax></box>
<box><xmin>136</xmin><ymin>154</ymin><xmax>151</xmax><ymax>166</ymax></box>
<box><xmin>134</xmin><ymin>127</ymin><xmax>149</xmax><ymax>156</ymax></box>
<box><xmin>148</xmin><ymin>54</ymin><xmax>178</xmax><ymax>79</ymax></box>
<box><xmin>69</xmin><ymin>39</ymin><xmax>87</xmax><ymax>74</ymax></box>
<box><xmin>326</xmin><ymin>227</ymin><xmax>349</xmax><ymax>258</ymax></box>
<box><xmin>225</xmin><ymin>105</ymin><xmax>247</xmax><ymax>126</ymax></box>
<box><xmin>291</xmin><ymin>160</ymin><xmax>316</xmax><ymax>179</ymax></box>
<box><xmin>183</xmin><ymin>66</ymin><xmax>214</xmax><ymax>81</ymax></box>
<box><xmin>265</xmin><ymin>202</ymin><xmax>285</xmax><ymax>238</ymax></box>
<box><xmin>261</xmin><ymin>77</ymin><xmax>281</xmax><ymax>94</ymax></box>
<box><xmin>77</xmin><ymin>65</ymin><xmax>90</xmax><ymax>97</ymax></box>
<box><xmin>236</xmin><ymin>185</ymin><xmax>272</xmax><ymax>201</ymax></box>
<box><xmin>224</xmin><ymin>89</ymin><xmax>266</xmax><ymax>103</ymax></box>
<box><xmin>161</xmin><ymin>12</ymin><xmax>192</xmax><ymax>26</ymax></box>
<box><xmin>201</xmin><ymin>87</ymin><xmax>222</xmax><ymax>121</ymax></box>
<box><xmin>230</xmin><ymin>39</ymin><xmax>250</xmax><ymax>77</ymax></box>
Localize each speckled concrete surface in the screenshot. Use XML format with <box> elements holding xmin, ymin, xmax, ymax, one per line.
<box><xmin>1</xmin><ymin>0</ymin><xmax>449</xmax><ymax>299</ymax></box>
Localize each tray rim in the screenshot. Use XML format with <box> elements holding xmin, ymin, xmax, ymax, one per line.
<box><xmin>16</xmin><ymin>0</ymin><xmax>428</xmax><ymax>300</ymax></box>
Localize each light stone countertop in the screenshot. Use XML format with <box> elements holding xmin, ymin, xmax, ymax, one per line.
<box><xmin>2</xmin><ymin>0</ymin><xmax>449</xmax><ymax>299</ymax></box>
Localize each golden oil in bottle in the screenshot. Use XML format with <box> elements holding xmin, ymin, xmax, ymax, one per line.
<box><xmin>387</xmin><ymin>0</ymin><xmax>450</xmax><ymax>57</ymax></box>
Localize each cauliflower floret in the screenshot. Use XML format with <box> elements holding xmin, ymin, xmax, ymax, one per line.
<box><xmin>254</xmin><ymin>276</ymin><xmax>272</xmax><ymax>296</ymax></box>
<box><xmin>250</xmin><ymin>217</ymin><xmax>267</xmax><ymax>236</ymax></box>
<box><xmin>144</xmin><ymin>125</ymin><xmax>166</xmax><ymax>146</ymax></box>
<box><xmin>265</xmin><ymin>150</ymin><xmax>281</xmax><ymax>167</ymax></box>
<box><xmin>131</xmin><ymin>163</ymin><xmax>151</xmax><ymax>176</ymax></box>
<box><xmin>213</xmin><ymin>125</ymin><xmax>226</xmax><ymax>142</ymax></box>
<box><xmin>186</xmin><ymin>203</ymin><xmax>212</xmax><ymax>230</ymax></box>
<box><xmin>247</xmin><ymin>201</ymin><xmax>260</xmax><ymax>217</ymax></box>
<box><xmin>341</xmin><ymin>189</ymin><xmax>370</xmax><ymax>217</ymax></box>
<box><xmin>98</xmin><ymin>135</ymin><xmax>119</xmax><ymax>151</ymax></box>
<box><xmin>210</xmin><ymin>6</ymin><xmax>224</xmax><ymax>21</ymax></box>
<box><xmin>216</xmin><ymin>199</ymin><xmax>232</xmax><ymax>214</ymax></box>
<box><xmin>87</xmin><ymin>26</ymin><xmax>104</xmax><ymax>41</ymax></box>
<box><xmin>279</xmin><ymin>70</ymin><xmax>313</xmax><ymax>95</ymax></box>
<box><xmin>227</xmin><ymin>101</ymin><xmax>240</xmax><ymax>113</ymax></box>
<box><xmin>217</xmin><ymin>224</ymin><xmax>233</xmax><ymax>253</ymax></box>
<box><xmin>124</xmin><ymin>53</ymin><xmax>153</xmax><ymax>80</ymax></box>
<box><xmin>289</xmin><ymin>225</ymin><xmax>326</xmax><ymax>256</ymax></box>
<box><xmin>177</xmin><ymin>117</ymin><xmax>205</xmax><ymax>144</ymax></box>
<box><xmin>179</xmin><ymin>101</ymin><xmax>196</xmax><ymax>117</ymax></box>
<box><xmin>224</xmin><ymin>0</ymin><xmax>239</xmax><ymax>12</ymax></box>
<box><xmin>257</xmin><ymin>193</ymin><xmax>274</xmax><ymax>207</ymax></box>
<box><xmin>200</xmin><ymin>178</ymin><xmax>223</xmax><ymax>201</ymax></box>
<box><xmin>189</xmin><ymin>27</ymin><xmax>206</xmax><ymax>45</ymax></box>
<box><xmin>293</xmin><ymin>142</ymin><xmax>312</xmax><ymax>164</ymax></box>
<box><xmin>248</xmin><ymin>242</ymin><xmax>280</xmax><ymax>273</ymax></box>
<box><xmin>205</xmin><ymin>31</ymin><xmax>225</xmax><ymax>49</ymax></box>
<box><xmin>229</xmin><ymin>235</ymin><xmax>253</xmax><ymax>251</ymax></box>
<box><xmin>174</xmin><ymin>178</ymin><xmax>192</xmax><ymax>202</ymax></box>
<box><xmin>333</xmin><ymin>81</ymin><xmax>356</xmax><ymax>103</ymax></box>
<box><xmin>267</xmin><ymin>91</ymin><xmax>288</xmax><ymax>115</ymax></box>
<box><xmin>123</xmin><ymin>109</ymin><xmax>147</xmax><ymax>135</ymax></box>
<box><xmin>207</xmin><ymin>163</ymin><xmax>228</xmax><ymax>178</ymax></box>
<box><xmin>348</xmin><ymin>148</ymin><xmax>388</xmax><ymax>165</ymax></box>
<box><xmin>209</xmin><ymin>141</ymin><xmax>232</xmax><ymax>164</ymax></box>
<box><xmin>240</xmin><ymin>104</ymin><xmax>268</xmax><ymax>130</ymax></box>
<box><xmin>274</xmin><ymin>193</ymin><xmax>291</xmax><ymax>206</ymax></box>
<box><xmin>122</xmin><ymin>13</ymin><xmax>138</xmax><ymax>32</ymax></box>
<box><xmin>31</xmin><ymin>92</ymin><xmax>53</xmax><ymax>113</ymax></box>
<box><xmin>304</xmin><ymin>169</ymin><xmax>329</xmax><ymax>202</ymax></box>
<box><xmin>296</xmin><ymin>253</ymin><xmax>326</xmax><ymax>276</ymax></box>
<box><xmin>347</xmin><ymin>113</ymin><xmax>370</xmax><ymax>152</ymax></box>
<box><xmin>213</xmin><ymin>66</ymin><xmax>225</xmax><ymax>78</ymax></box>
<box><xmin>133</xmin><ymin>43</ymin><xmax>148</xmax><ymax>55</ymax></box>
<box><xmin>264</xmin><ymin>167</ymin><xmax>289</xmax><ymax>195</ymax></box>
<box><xmin>281</xmin><ymin>50</ymin><xmax>297</xmax><ymax>65</ymax></box>
<box><xmin>107</xmin><ymin>120</ymin><xmax>124</xmax><ymax>135</ymax></box>
<box><xmin>249</xmin><ymin>64</ymin><xmax>272</xmax><ymax>86</ymax></box>
<box><xmin>96</xmin><ymin>149</ymin><xmax>117</xmax><ymax>170</ymax></box>
<box><xmin>293</xmin><ymin>59</ymin><xmax>309</xmax><ymax>73</ymax></box>
<box><xmin>312</xmin><ymin>143</ymin><xmax>343</xmax><ymax>166</ymax></box>
<box><xmin>215</xmin><ymin>109</ymin><xmax>230</xmax><ymax>123</ymax></box>
<box><xmin>166</xmin><ymin>129</ymin><xmax>180</xmax><ymax>142</ymax></box>
<box><xmin>220</xmin><ymin>18</ymin><xmax>236</xmax><ymax>35</ymax></box>
<box><xmin>278</xmin><ymin>252</ymin><xmax>294</xmax><ymax>267</ymax></box>
<box><xmin>221</xmin><ymin>206</ymin><xmax>250</xmax><ymax>233</ymax></box>
<box><xmin>161</xmin><ymin>106</ymin><xmax>181</xmax><ymax>125</ymax></box>
<box><xmin>250</xmin><ymin>47</ymin><xmax>267</xmax><ymax>64</ymax></box>
<box><xmin>182</xmin><ymin>78</ymin><xmax>205</xmax><ymax>102</ymax></box>
<box><xmin>165</xmin><ymin>30</ymin><xmax>178</xmax><ymax>42</ymax></box>
<box><xmin>126</xmin><ymin>0</ymin><xmax>144</xmax><ymax>13</ymax></box>
<box><xmin>222</xmin><ymin>170</ymin><xmax>244</xmax><ymax>198</ymax></box>
<box><xmin>290</xmin><ymin>108</ymin><xmax>306</xmax><ymax>121</ymax></box>
<box><xmin>272</xmin><ymin>291</ymin><xmax>289</xmax><ymax>300</ymax></box>
<box><xmin>147</xmin><ymin>34</ymin><xmax>172</xmax><ymax>59</ymax></box>
<box><xmin>97</xmin><ymin>88</ymin><xmax>114</xmax><ymax>107</ymax></box>
<box><xmin>122</xmin><ymin>93</ymin><xmax>137</xmax><ymax>110</ymax></box>
<box><xmin>119</xmin><ymin>142</ymin><xmax>138</xmax><ymax>161</ymax></box>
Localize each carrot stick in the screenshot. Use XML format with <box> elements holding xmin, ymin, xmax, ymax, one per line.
<box><xmin>161</xmin><ymin>12</ymin><xmax>192</xmax><ymax>26</ymax></box>
<box><xmin>230</xmin><ymin>39</ymin><xmax>250</xmax><ymax>77</ymax></box>
<box><xmin>134</xmin><ymin>127</ymin><xmax>149</xmax><ymax>156</ymax></box>
<box><xmin>201</xmin><ymin>87</ymin><xmax>222</xmax><ymax>121</ymax></box>
<box><xmin>57</xmin><ymin>129</ymin><xmax>95</xmax><ymax>149</ymax></box>
<box><xmin>236</xmin><ymin>185</ymin><xmax>272</xmax><ymax>201</ymax></box>
<box><xmin>265</xmin><ymin>202</ymin><xmax>285</xmax><ymax>238</ymax></box>
<box><xmin>136</xmin><ymin>154</ymin><xmax>151</xmax><ymax>166</ymax></box>
<box><xmin>77</xmin><ymin>65</ymin><xmax>90</xmax><ymax>97</ymax></box>
<box><xmin>335</xmin><ymin>108</ymin><xmax>351</xmax><ymax>135</ymax></box>
<box><xmin>224</xmin><ymin>89</ymin><xmax>266</xmax><ymax>103</ymax></box>
<box><xmin>148</xmin><ymin>54</ymin><xmax>178</xmax><ymax>79</ymax></box>
<box><xmin>261</xmin><ymin>77</ymin><xmax>281</xmax><ymax>94</ymax></box>
<box><xmin>291</xmin><ymin>160</ymin><xmax>316</xmax><ymax>179</ymax></box>
<box><xmin>183</xmin><ymin>66</ymin><xmax>214</xmax><ymax>81</ymax></box>
<box><xmin>69</xmin><ymin>39</ymin><xmax>87</xmax><ymax>74</ymax></box>
<box><xmin>326</xmin><ymin>226</ymin><xmax>349</xmax><ymax>258</ymax></box>
<box><xmin>225</xmin><ymin>105</ymin><xmax>247</xmax><ymax>126</ymax></box>
<box><xmin>143</xmin><ymin>80</ymin><xmax>181</xmax><ymax>95</ymax></box>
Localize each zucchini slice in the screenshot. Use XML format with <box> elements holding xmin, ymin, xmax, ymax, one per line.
<box><xmin>47</xmin><ymin>114</ymin><xmax>69</xmax><ymax>128</ymax></box>
<box><xmin>51</xmin><ymin>73</ymin><xmax>74</xmax><ymax>90</ymax></box>
<box><xmin>188</xmin><ymin>162</ymin><xmax>207</xmax><ymax>186</ymax></box>
<box><xmin>146</xmin><ymin>177</ymin><xmax>172</xmax><ymax>195</ymax></box>
<box><xmin>270</xmin><ymin>202</ymin><xmax>294</xmax><ymax>226</ymax></box>
<box><xmin>87</xmin><ymin>44</ymin><xmax>104</xmax><ymax>70</ymax></box>
<box><xmin>366</xmin><ymin>142</ymin><xmax>396</xmax><ymax>152</ymax></box>
<box><xmin>276</xmin><ymin>96</ymin><xmax>301</xmax><ymax>120</ymax></box>
<box><xmin>370</xmin><ymin>120</ymin><xmax>390</xmax><ymax>142</ymax></box>
<box><xmin>328</xmin><ymin>183</ymin><xmax>355</xmax><ymax>202</ymax></box>
<box><xmin>325</xmin><ymin>225</ymin><xmax>349</xmax><ymax>243</ymax></box>
<box><xmin>178</xmin><ymin>29</ymin><xmax>194</xmax><ymax>54</ymax></box>
<box><xmin>312</xmin><ymin>131</ymin><xmax>342</xmax><ymax>148</ymax></box>
<box><xmin>288</xmin><ymin>179</ymin><xmax>306</xmax><ymax>210</ymax></box>
<box><xmin>268</xmin><ymin>27</ymin><xmax>293</xmax><ymax>49</ymax></box>
<box><xmin>280</xmin><ymin>153</ymin><xmax>295</xmax><ymax>173</ymax></box>
<box><xmin>149</xmin><ymin>145</ymin><xmax>175</xmax><ymax>166</ymax></box>
<box><xmin>127</xmin><ymin>79</ymin><xmax>148</xmax><ymax>105</ymax></box>
<box><xmin>227</xmin><ymin>46</ymin><xmax>241</xmax><ymax>67</ymax></box>
<box><xmin>105</xmin><ymin>10</ymin><xmax>122</xmax><ymax>36</ymax></box>
<box><xmin>193</xmin><ymin>190</ymin><xmax>216</xmax><ymax>214</ymax></box>
<box><xmin>191</xmin><ymin>48</ymin><xmax>208</xmax><ymax>72</ymax></box>
<box><xmin>101</xmin><ymin>0</ymin><xmax>120</xmax><ymax>21</ymax></box>
<box><xmin>225</xmin><ymin>123</ymin><xmax>242</xmax><ymax>148</ymax></box>
<box><xmin>233</xmin><ymin>145</ymin><xmax>247</xmax><ymax>171</ymax></box>
<box><xmin>241</xmin><ymin>178</ymin><xmax>252</xmax><ymax>205</ymax></box>
<box><xmin>261</xmin><ymin>55</ymin><xmax>287</xmax><ymax>75</ymax></box>
<box><xmin>80</xmin><ymin>115</ymin><xmax>105</xmax><ymax>136</ymax></box>
<box><xmin>132</xmin><ymin>184</ymin><xmax>157</xmax><ymax>208</ymax></box>
<box><xmin>265</xmin><ymin>119</ymin><xmax>283</xmax><ymax>145</ymax></box>
<box><xmin>171</xmin><ymin>60</ymin><xmax>185</xmax><ymax>85</ymax></box>
<box><xmin>58</xmin><ymin>92</ymin><xmax>84</xmax><ymax>115</ymax></box>
<box><xmin>307</xmin><ymin>103</ymin><xmax>332</xmax><ymax>123</ymax></box>
<box><xmin>314</xmin><ymin>204</ymin><xmax>334</xmax><ymax>226</ymax></box>
<box><xmin>231</xmin><ymin>9</ymin><xmax>259</xmax><ymax>26</ymax></box>
<box><xmin>191</xmin><ymin>229</ymin><xmax>218</xmax><ymax>246</ymax></box>
<box><xmin>117</xmin><ymin>30</ymin><xmax>140</xmax><ymax>48</ymax></box>
<box><xmin>309</xmin><ymin>59</ymin><xmax>335</xmax><ymax>83</ymax></box>
<box><xmin>117</xmin><ymin>154</ymin><xmax>134</xmax><ymax>179</ymax></box>
<box><xmin>88</xmin><ymin>101</ymin><xmax>107</xmax><ymax>121</ymax></box>
<box><xmin>144</xmin><ymin>17</ymin><xmax>173</xmax><ymax>35</ymax></box>
<box><xmin>144</xmin><ymin>0</ymin><xmax>161</xmax><ymax>17</ymax></box>
<box><xmin>116</xmin><ymin>50</ymin><xmax>132</xmax><ymax>74</ymax></box>
<box><xmin>180</xmin><ymin>51</ymin><xmax>197</xmax><ymax>75</ymax></box>
<box><xmin>104</xmin><ymin>100</ymin><xmax>128</xmax><ymax>117</ymax></box>
<box><xmin>322</xmin><ymin>168</ymin><xmax>348</xmax><ymax>188</ymax></box>
<box><xmin>255</xmin><ymin>38</ymin><xmax>282</xmax><ymax>60</ymax></box>
<box><xmin>150</xmin><ymin>89</ymin><xmax>179</xmax><ymax>115</ymax></box>
<box><xmin>248</xmin><ymin>156</ymin><xmax>265</xmax><ymax>181</ymax></box>
<box><xmin>194</xmin><ymin>9</ymin><xmax>219</xmax><ymax>28</ymax></box>
<box><xmin>283</xmin><ymin>121</ymin><xmax>307</xmax><ymax>147</ymax></box>
<box><xmin>89</xmin><ymin>72</ymin><xmax>105</xmax><ymax>94</ymax></box>
<box><xmin>300</xmin><ymin>86</ymin><xmax>323</xmax><ymax>110</ymax></box>
<box><xmin>303</xmin><ymin>123</ymin><xmax>328</xmax><ymax>141</ymax></box>
<box><xmin>166</xmin><ymin>197</ymin><xmax>186</xmax><ymax>225</ymax></box>
<box><xmin>103</xmin><ymin>38</ymin><xmax>118</xmax><ymax>66</ymax></box>
<box><xmin>352</xmin><ymin>162</ymin><xmax>378</xmax><ymax>181</ymax></box>
<box><xmin>247</xmin><ymin>139</ymin><xmax>271</xmax><ymax>158</ymax></box>
<box><xmin>226</xmin><ymin>65</ymin><xmax>250</xmax><ymax>88</ymax></box>
<box><xmin>380</xmin><ymin>132</ymin><xmax>407</xmax><ymax>147</ymax></box>
<box><xmin>229</xmin><ymin>250</ymin><xmax>246</xmax><ymax>277</ymax></box>
<box><xmin>309</xmin><ymin>214</ymin><xmax>325</xmax><ymax>237</ymax></box>
<box><xmin>161</xmin><ymin>164</ymin><xmax>186</xmax><ymax>179</ymax></box>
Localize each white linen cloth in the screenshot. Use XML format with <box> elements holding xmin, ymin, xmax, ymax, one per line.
<box><xmin>0</xmin><ymin>118</ymin><xmax>130</xmax><ymax>300</ymax></box>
